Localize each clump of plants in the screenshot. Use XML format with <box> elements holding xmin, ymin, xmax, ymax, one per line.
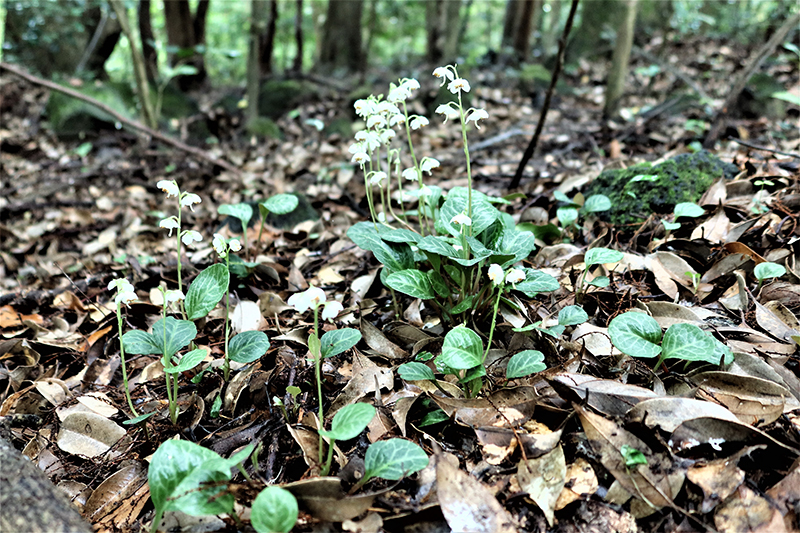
<box><xmin>346</xmin><ymin>66</ymin><xmax>564</xmax><ymax>393</ymax></box>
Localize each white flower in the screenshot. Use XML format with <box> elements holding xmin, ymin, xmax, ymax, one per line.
<box><xmin>348</xmin><ymin>142</ymin><xmax>365</xmax><ymax>154</ymax></box>
<box><xmin>157</xmin><ymin>180</ymin><xmax>180</xmax><ymax>198</ymax></box>
<box><xmin>369</xmin><ymin>171</ymin><xmax>387</xmax><ymax>186</ymax></box>
<box><xmin>213</xmin><ymin>233</ymin><xmax>227</xmax><ymax>257</ymax></box>
<box><xmin>288</xmin><ymin>285</ymin><xmax>327</xmax><ymax>313</ymax></box>
<box><xmin>387</xmin><ymin>86</ymin><xmax>411</xmax><ymax>104</ymax></box>
<box><xmin>432</xmin><ymin>66</ymin><xmax>454</xmax><ymax>86</ymax></box>
<box><xmin>180</xmin><ymin>193</ymin><xmax>201</xmax><ymax>211</ymax></box>
<box><xmin>367</xmin><ymin>115</ymin><xmax>386</xmax><ymax>129</ymax></box>
<box><xmin>159</xmin><ymin>217</ymin><xmax>180</xmax><ymax>236</ymax></box>
<box><xmin>229</xmin><ymin>239</ymin><xmax>242</xmax><ymax>252</ymax></box>
<box><xmin>108</xmin><ymin>278</ymin><xmax>134</xmax><ymax>293</ymax></box>
<box><xmin>419</xmin><ymin>157</ymin><xmax>440</xmax><ymax>174</ymax></box>
<box><xmin>488</xmin><ymin>264</ymin><xmax>504</xmax><ymax>286</ymax></box>
<box><xmin>379</xmin><ymin>129</ymin><xmax>396</xmax><ymax>144</ymax></box>
<box><xmin>402</xmin><ymin>167</ymin><xmax>419</xmax><ymax>181</ymax></box>
<box><xmin>356</xmin><ymin>130</ymin><xmax>381</xmax><ymax>151</ymax></box>
<box><xmin>354</xmin><ymin>99</ymin><xmax>377</xmax><ymax>117</ymax></box>
<box><xmin>435</xmin><ymin>104</ymin><xmax>460</xmax><ymax>123</ymax></box>
<box><xmin>505</xmin><ymin>268</ymin><xmax>525</xmax><ymax>285</ymax></box>
<box><xmin>115</xmin><ymin>290</ymin><xmax>137</xmax><ymax>306</ymax></box>
<box><xmin>401</xmin><ymin>78</ymin><xmax>420</xmax><ymax>91</ymax></box>
<box><xmin>447</xmin><ymin>78</ymin><xmax>470</xmax><ymax>94</ymax></box>
<box><xmin>409</xmin><ymin>116</ymin><xmax>429</xmax><ymax>130</ymax></box>
<box><xmin>164</xmin><ymin>289</ymin><xmax>185</xmax><ymax>304</ymax></box>
<box><xmin>418</xmin><ymin>185</ymin><xmax>433</xmax><ymax>199</ymax></box>
<box><xmin>466</xmin><ymin>108</ymin><xmax>489</xmax><ymax>128</ymax></box>
<box><xmin>181</xmin><ymin>230</ymin><xmax>203</xmax><ymax>246</ymax></box>
<box><xmin>377</xmin><ymin>102</ymin><xmax>401</xmax><ymax>115</ymax></box>
<box><xmin>388</xmin><ymin>113</ymin><xmax>406</xmax><ymax>127</ymax></box>
<box><xmin>351</xmin><ymin>152</ymin><xmax>371</xmax><ymax>165</ymax></box>
<box><xmin>321</xmin><ymin>301</ymin><xmax>343</xmax><ymax>321</ymax></box>
<box><xmin>451</xmin><ymin>213</ymin><xmax>472</xmax><ymax>226</ymax></box>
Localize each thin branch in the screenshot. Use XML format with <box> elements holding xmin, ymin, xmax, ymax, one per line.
<box><xmin>508</xmin><ymin>0</ymin><xmax>580</xmax><ymax>190</ymax></box>
<box><xmin>0</xmin><ymin>61</ymin><xmax>241</xmax><ymax>175</ymax></box>
<box><xmin>728</xmin><ymin>137</ymin><xmax>800</xmax><ymax>159</ymax></box>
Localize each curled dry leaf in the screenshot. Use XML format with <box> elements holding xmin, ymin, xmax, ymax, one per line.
<box><xmin>516</xmin><ymin>445</ymin><xmax>566</xmax><ymax>526</ymax></box>
<box><xmin>692</xmin><ymin>371</ymin><xmax>789</xmax><ymax>426</ymax></box>
<box><xmin>626</xmin><ymin>397</ymin><xmax>740</xmax><ymax>433</ymax></box>
<box><xmin>687</xmin><ymin>447</ymin><xmax>761</xmax><ymax>513</ymax></box>
<box><xmin>550</xmin><ymin>373</ymin><xmax>659</xmax><ymax>417</ymax></box>
<box><xmin>56</xmin><ymin>411</ymin><xmax>126</xmax><ymax>458</ymax></box>
<box><xmin>714</xmin><ymin>485</ymin><xmax>788</xmax><ymax>533</ymax></box>
<box><xmin>82</xmin><ymin>462</ymin><xmax>148</xmax><ymax>523</ymax></box>
<box><xmin>554</xmin><ymin>458</ymin><xmax>598</xmax><ymax>510</ymax></box>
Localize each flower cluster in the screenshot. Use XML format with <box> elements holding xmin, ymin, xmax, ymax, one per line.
<box><xmin>212</xmin><ymin>233</ymin><xmax>241</xmax><ymax>259</ymax></box>
<box><xmin>157</xmin><ymin>180</ymin><xmax>203</xmax><ymax>247</ymax></box>
<box><xmin>488</xmin><ymin>264</ymin><xmax>525</xmax><ymax>287</ymax></box>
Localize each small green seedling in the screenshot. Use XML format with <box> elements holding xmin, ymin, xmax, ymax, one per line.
<box><xmin>686</xmin><ymin>271</ymin><xmax>701</xmax><ymax>295</ymax></box>
<box><xmin>218</xmin><ymin>203</ymin><xmax>254</xmax><ymax>259</ymax></box>
<box><xmin>319</xmin><ymin>403</ymin><xmax>376</xmax><ymax>476</ymax></box>
<box><xmin>148</xmin><ymin>440</ymin><xmax>253</xmax><ymax>533</ymax></box>
<box><xmin>620</xmin><ymin>444</ymin><xmax>648</xmax><ymax>467</ymax></box>
<box><xmin>349</xmin><ymin>438</ymin><xmax>429</xmax><ymax>494</ymax></box>
<box><xmin>608</xmin><ymin>311</ymin><xmax>733</xmax><ymax>369</ymax></box>
<box><xmin>754</xmin><ymin>261</ymin><xmax>786</xmax><ymax>291</ymax></box>
<box><xmin>257</xmin><ymin>193</ymin><xmax>299</xmax><ymax>255</ymax></box>
<box><xmin>576</xmin><ymin>247</ymin><xmax>623</xmax><ymax>303</ymax></box>
<box><xmin>554</xmin><ymin>191</ymin><xmax>611</xmax><ymax>235</ymax></box>
<box><xmin>662</xmin><ymin>202</ymin><xmax>704</xmax><ymax>239</ymax></box>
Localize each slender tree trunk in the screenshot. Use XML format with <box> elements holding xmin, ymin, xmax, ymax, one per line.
<box><xmin>318</xmin><ymin>0</ymin><xmax>364</xmax><ymax>73</ymax></box>
<box><xmin>292</xmin><ymin>0</ymin><xmax>303</xmax><ymax>72</ymax></box>
<box><xmin>139</xmin><ymin>0</ymin><xmax>158</xmax><ymax>84</ymax></box>
<box><xmin>502</xmin><ymin>0</ymin><xmax>540</xmax><ymax>61</ymax></box>
<box><xmin>248</xmin><ymin>0</ymin><xmax>267</xmax><ymax>129</ymax></box>
<box><xmin>362</xmin><ymin>0</ymin><xmax>379</xmax><ymax>72</ymax></box>
<box><xmin>163</xmin><ymin>0</ymin><xmax>207</xmax><ymax>90</ymax></box>
<box><xmin>259</xmin><ymin>0</ymin><xmax>278</xmax><ymax>75</ymax></box>
<box><xmin>426</xmin><ymin>0</ymin><xmax>461</xmax><ymax>65</ymax></box>
<box><xmin>603</xmin><ymin>0</ymin><xmax>638</xmax><ymax>119</ymax></box>
<box><xmin>457</xmin><ymin>0</ymin><xmax>474</xmax><ymax>55</ymax></box>
<box><xmin>109</xmin><ymin>0</ymin><xmax>156</xmax><ymax>128</ymax></box>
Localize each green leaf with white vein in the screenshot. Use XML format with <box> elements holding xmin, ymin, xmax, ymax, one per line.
<box><xmin>320</xmin><ymin>328</ymin><xmax>361</xmax><ymax>358</ymax></box>
<box><xmin>506</xmin><ymin>350</ymin><xmax>546</xmax><ymax>379</ymax></box>
<box><xmin>585</xmin><ymin>247</ymin><xmax>623</xmax><ymax>267</ymax></box>
<box><xmin>514</xmin><ymin>269</ymin><xmax>560</xmax><ymax>297</ymax></box>
<box><xmin>398</xmin><ymin>362</ymin><xmax>436</xmax><ymax>381</ymax></box>
<box><xmin>557</xmin><ymin>207</ymin><xmax>578</xmax><ymax>227</ymax></box>
<box><xmin>229</xmin><ymin>330</ymin><xmax>270</xmax><ymax>363</ymax></box>
<box><xmin>439</xmin><ymin>326</ymin><xmax>483</xmax><ymax>369</ymax></box>
<box><xmin>320</xmin><ymin>403</ymin><xmax>376</xmax><ymax>441</ymax></box>
<box><xmin>439</xmin><ymin>187</ymin><xmax>499</xmax><ymax>238</ymax></box>
<box><xmin>379</xmin><ymin>228</ymin><xmax>421</xmax><ymax>245</ymax></box>
<box><xmin>496</xmin><ymin>229</ymin><xmax>537</xmax><ymax>266</ymax></box>
<box><xmin>372</xmin><ymin>241</ymin><xmax>415</xmax><ymax>272</ymax></box>
<box><xmin>416</xmin><ymin>235</ymin><xmax>459</xmax><ymax>258</ymax></box>
<box><xmin>121</xmin><ymin>329</ymin><xmax>162</xmax><ymax>355</ymax></box>
<box><xmin>608</xmin><ymin>312</ymin><xmax>662</xmax><ymax>359</ymax></box>
<box><xmin>427</xmin><ymin>271</ymin><xmax>451</xmax><ymax>298</ymax></box>
<box><xmin>261</xmin><ymin>193</ymin><xmax>298</xmax><ymax>215</ymax></box>
<box><xmin>185</xmin><ymin>263</ymin><xmax>229</xmax><ymax>320</ymax></box>
<box><xmin>363</xmin><ymin>439</ymin><xmax>429</xmax><ymax>482</ymax></box>
<box><xmin>661</xmin><ymin>323</ymin><xmax>717</xmax><ymax>363</ymax></box>
<box><xmin>251</xmin><ymin>487</ymin><xmax>298</xmax><ymax>533</ymax></box>
<box><xmin>164</xmin><ymin>348</ymin><xmax>207</xmax><ymax>373</ymax></box>
<box><xmin>558</xmin><ymin>305</ymin><xmax>588</xmax><ymax>326</ymax></box>
<box><xmin>151</xmin><ymin>317</ymin><xmax>197</xmax><ymax>358</ymax></box>
<box><xmin>386</xmin><ymin>269</ymin><xmax>435</xmax><ymax>299</ymax></box>
<box><xmin>218</xmin><ymin>202</ymin><xmax>253</xmax><ymax>227</ymax></box>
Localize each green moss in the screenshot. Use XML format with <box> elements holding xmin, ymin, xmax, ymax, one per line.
<box><xmin>46</xmin><ymin>81</ymin><xmax>136</xmax><ymax>139</ymax></box>
<box><xmin>246</xmin><ymin>117</ymin><xmax>283</xmax><ymax>139</ymax></box>
<box><xmin>258</xmin><ymin>79</ymin><xmax>318</xmax><ymax>119</ymax></box>
<box><xmin>585</xmin><ymin>150</ymin><xmax>739</xmax><ymax>225</ymax></box>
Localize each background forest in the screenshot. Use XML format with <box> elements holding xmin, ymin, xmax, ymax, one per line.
<box><xmin>1</xmin><ymin>1</ymin><xmax>799</xmax><ymax>533</ymax></box>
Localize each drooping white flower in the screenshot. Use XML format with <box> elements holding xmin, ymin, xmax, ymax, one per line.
<box><xmin>229</xmin><ymin>239</ymin><xmax>242</xmax><ymax>252</ymax></box>
<box><xmin>321</xmin><ymin>301</ymin><xmax>343</xmax><ymax>321</ymax></box>
<box><xmin>351</xmin><ymin>152</ymin><xmax>371</xmax><ymax>165</ymax></box>
<box><xmin>488</xmin><ymin>264</ymin><xmax>504</xmax><ymax>286</ymax></box>
<box><xmin>419</xmin><ymin>157</ymin><xmax>440</xmax><ymax>174</ymax></box>
<box><xmin>401</xmin><ymin>78</ymin><xmax>420</xmax><ymax>91</ymax></box>
<box><xmin>447</xmin><ymin>78</ymin><xmax>471</xmax><ymax>94</ymax></box>
<box><xmin>181</xmin><ymin>230</ymin><xmax>203</xmax><ymax>246</ymax></box>
<box><xmin>356</xmin><ymin>130</ymin><xmax>381</xmax><ymax>151</ymax></box>
<box><xmin>505</xmin><ymin>268</ymin><xmax>525</xmax><ymax>285</ymax></box>
<box><xmin>288</xmin><ymin>285</ymin><xmax>327</xmax><ymax>314</ymax></box>
<box><xmin>377</xmin><ymin>102</ymin><xmax>401</xmax><ymax>116</ymax></box>
<box><xmin>367</xmin><ymin>115</ymin><xmax>386</xmax><ymax>129</ymax></box>
<box><xmin>388</xmin><ymin>113</ymin><xmax>406</xmax><ymax>127</ymax></box>
<box><xmin>451</xmin><ymin>213</ymin><xmax>472</xmax><ymax>226</ymax></box>
<box><xmin>348</xmin><ymin>142</ymin><xmax>365</xmax><ymax>154</ymax></box>
<box><xmin>115</xmin><ymin>290</ymin><xmax>137</xmax><ymax>306</ymax></box>
<box><xmin>402</xmin><ymin>167</ymin><xmax>420</xmax><ymax>181</ymax></box>
<box><xmin>435</xmin><ymin>104</ymin><xmax>460</xmax><ymax>123</ymax></box>
<box><xmin>180</xmin><ymin>193</ymin><xmax>201</xmax><ymax>210</ymax></box>
<box><xmin>379</xmin><ymin>129</ymin><xmax>396</xmax><ymax>144</ymax></box>
<box><xmin>369</xmin><ymin>171</ymin><xmax>387</xmax><ymax>186</ymax></box>
<box><xmin>432</xmin><ymin>66</ymin><xmax>454</xmax><ymax>86</ymax></box>
<box><xmin>409</xmin><ymin>116</ymin><xmax>429</xmax><ymax>130</ymax></box>
<box><xmin>465</xmin><ymin>108</ymin><xmax>489</xmax><ymax>128</ymax></box>
<box><xmin>387</xmin><ymin>85</ymin><xmax>411</xmax><ymax>104</ymax></box>
<box><xmin>354</xmin><ymin>99</ymin><xmax>377</xmax><ymax>118</ymax></box>
<box><xmin>212</xmin><ymin>233</ymin><xmax>227</xmax><ymax>258</ymax></box>
<box><xmin>159</xmin><ymin>216</ymin><xmax>180</xmax><ymax>236</ymax></box>
<box><xmin>108</xmin><ymin>278</ymin><xmax>134</xmax><ymax>293</ymax></box>
<box><xmin>164</xmin><ymin>289</ymin><xmax>185</xmax><ymax>304</ymax></box>
<box><xmin>157</xmin><ymin>180</ymin><xmax>180</xmax><ymax>198</ymax></box>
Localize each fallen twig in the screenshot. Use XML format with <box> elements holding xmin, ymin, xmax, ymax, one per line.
<box><xmin>728</xmin><ymin>137</ymin><xmax>800</xmax><ymax>159</ymax></box>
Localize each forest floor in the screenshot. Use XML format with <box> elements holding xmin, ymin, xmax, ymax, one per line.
<box><xmin>1</xmin><ymin>34</ymin><xmax>800</xmax><ymax>533</ymax></box>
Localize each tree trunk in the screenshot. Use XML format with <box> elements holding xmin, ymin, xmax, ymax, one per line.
<box><xmin>139</xmin><ymin>0</ymin><xmax>158</xmax><ymax>84</ymax></box>
<box><xmin>109</xmin><ymin>0</ymin><xmax>157</xmax><ymax>128</ymax></box>
<box><xmin>541</xmin><ymin>0</ymin><xmax>561</xmax><ymax>60</ymax></box>
<box><xmin>426</xmin><ymin>0</ymin><xmax>462</xmax><ymax>65</ymax></box>
<box><xmin>77</xmin><ymin>4</ymin><xmax>122</xmax><ymax>79</ymax></box>
<box><xmin>247</xmin><ymin>0</ymin><xmax>267</xmax><ymax>129</ymax></box>
<box><xmin>163</xmin><ymin>0</ymin><xmax>207</xmax><ymax>90</ymax></box>
<box><xmin>568</xmin><ymin>0</ymin><xmax>617</xmax><ymax>59</ymax></box>
<box><xmin>292</xmin><ymin>0</ymin><xmax>304</xmax><ymax>72</ymax></box>
<box><xmin>603</xmin><ymin>0</ymin><xmax>638</xmax><ymax>119</ymax></box>
<box><xmin>362</xmin><ymin>0</ymin><xmax>379</xmax><ymax>72</ymax></box>
<box><xmin>502</xmin><ymin>0</ymin><xmax>540</xmax><ymax>61</ymax></box>
<box><xmin>259</xmin><ymin>0</ymin><xmax>278</xmax><ymax>75</ymax></box>
<box><xmin>318</xmin><ymin>0</ymin><xmax>364</xmax><ymax>73</ymax></box>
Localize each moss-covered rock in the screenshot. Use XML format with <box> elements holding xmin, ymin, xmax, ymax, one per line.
<box><xmin>245</xmin><ymin>117</ymin><xmax>283</xmax><ymax>139</ymax></box>
<box><xmin>46</xmin><ymin>81</ymin><xmax>136</xmax><ymax>139</ymax></box>
<box><xmin>258</xmin><ymin>79</ymin><xmax>319</xmax><ymax>119</ymax></box>
<box><xmin>584</xmin><ymin>150</ymin><xmax>739</xmax><ymax>225</ymax></box>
